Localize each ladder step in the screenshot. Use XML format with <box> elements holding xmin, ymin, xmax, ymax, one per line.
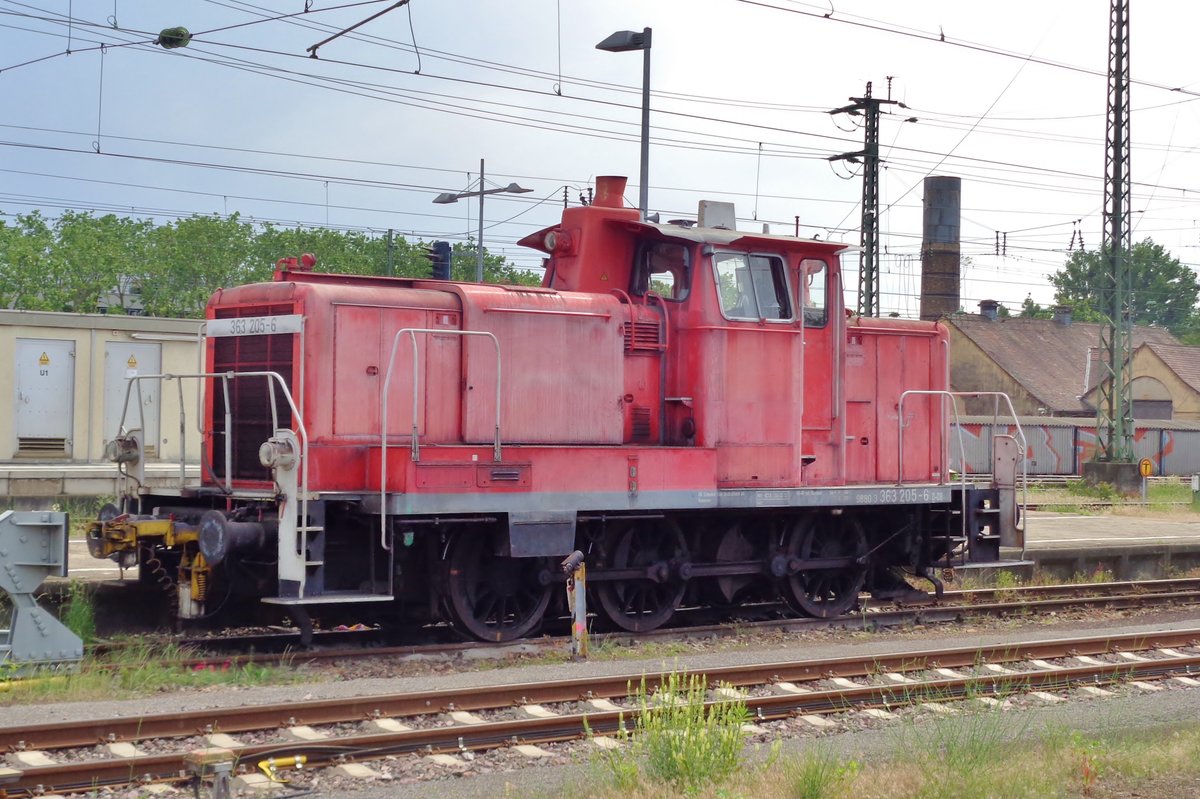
<box><xmin>297</xmin><ymin>526</ymin><xmax>325</xmax><ymax>533</ymax></box>
<box><xmin>305</xmin><ymin>561</ymin><xmax>325</xmax><ymax>567</ymax></box>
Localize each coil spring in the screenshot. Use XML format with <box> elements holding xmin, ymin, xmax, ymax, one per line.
<box><xmin>140</xmin><ymin>545</ymin><xmax>179</xmax><ymax>615</ymax></box>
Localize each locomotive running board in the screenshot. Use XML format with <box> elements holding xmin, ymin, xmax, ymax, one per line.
<box><xmin>261</xmin><ymin>594</ymin><xmax>393</xmax><ymax>606</ymax></box>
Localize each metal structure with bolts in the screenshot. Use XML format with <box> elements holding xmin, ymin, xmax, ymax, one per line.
<box><xmin>0</xmin><ymin>510</ymin><xmax>83</xmax><ymax>675</ymax></box>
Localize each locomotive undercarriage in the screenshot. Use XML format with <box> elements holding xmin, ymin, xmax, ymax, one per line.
<box><xmin>90</xmin><ymin>485</ymin><xmax>1004</xmax><ymax>642</ymax></box>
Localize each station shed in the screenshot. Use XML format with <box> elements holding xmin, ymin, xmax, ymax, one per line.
<box><xmin>0</xmin><ymin>309</ymin><xmax>202</xmax><ymax>502</ymax></box>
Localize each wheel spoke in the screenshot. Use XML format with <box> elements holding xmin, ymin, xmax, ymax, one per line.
<box><xmin>784</xmin><ymin>517</ymin><xmax>867</xmax><ymax>619</ymax></box>
<box><xmin>444</xmin><ymin>532</ymin><xmax>551</xmax><ymax>642</ymax></box>
<box><xmin>595</xmin><ymin>522</ymin><xmax>688</xmax><ymax>633</ymax></box>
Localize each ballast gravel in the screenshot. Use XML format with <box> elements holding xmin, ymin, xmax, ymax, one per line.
<box><xmin>4</xmin><ymin>607</ymin><xmax>1200</xmax><ymax>798</ymax></box>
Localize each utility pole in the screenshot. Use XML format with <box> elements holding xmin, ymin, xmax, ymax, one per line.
<box><xmin>829</xmin><ymin>81</ymin><xmax>900</xmax><ymax>317</ymax></box>
<box><xmin>1095</xmin><ymin>0</ymin><xmax>1134</xmax><ymax>466</ymax></box>
<box><xmin>386</xmin><ymin>228</ymin><xmax>394</xmax><ymax>276</ymax></box>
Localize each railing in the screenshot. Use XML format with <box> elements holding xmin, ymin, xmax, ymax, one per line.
<box><xmin>116</xmin><ymin>371</ymin><xmax>308</xmax><ymax>510</ymax></box>
<box><xmin>379</xmin><ymin>329</ymin><xmax>502</xmax><ymax>552</ymax></box>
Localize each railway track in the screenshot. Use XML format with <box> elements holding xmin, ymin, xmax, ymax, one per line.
<box><xmin>3</xmin><ymin>627</ymin><xmax>1200</xmax><ymax>796</ymax></box>
<box><xmin>84</xmin><ymin>577</ymin><xmax>1200</xmax><ymax>670</ymax></box>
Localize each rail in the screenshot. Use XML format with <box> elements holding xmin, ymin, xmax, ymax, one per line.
<box><xmin>379</xmin><ymin>328</ymin><xmax>502</xmax><ymax>552</ymax></box>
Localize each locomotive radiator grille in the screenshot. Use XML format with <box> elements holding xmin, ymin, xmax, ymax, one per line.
<box><xmin>211</xmin><ymin>304</ymin><xmax>295</xmax><ymax>482</ymax></box>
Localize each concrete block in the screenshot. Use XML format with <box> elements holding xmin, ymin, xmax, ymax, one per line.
<box><xmin>426</xmin><ymin>754</ymin><xmax>465</xmax><ymax>766</ymax></box>
<box><xmin>1157</xmin><ymin>648</ymin><xmax>1188</xmax><ymax>658</ymax></box>
<box><xmin>1130</xmin><ymin>681</ymin><xmax>1163</xmax><ymax>692</ymax></box>
<box><xmin>231</xmin><ymin>772</ymin><xmax>283</xmax><ymax>794</ymax></box>
<box><xmin>448</xmin><ymin>711</ymin><xmax>485</xmax><ymax>725</ymax></box>
<box><xmin>590</xmin><ymin>736</ymin><xmax>621</xmax><ymax>750</ymax></box>
<box><xmin>12</xmin><ymin>751</ymin><xmax>55</xmax><ymax>767</ymax></box>
<box><xmin>1074</xmin><ymin>655</ymin><xmax>1106</xmax><ymax>666</ymax></box>
<box><xmin>283</xmin><ymin>725</ymin><xmax>328</xmax><ymax>741</ymax></box>
<box><xmin>1172</xmin><ymin>676</ymin><xmax>1200</xmax><ymax>687</ymax></box>
<box><xmin>771</xmin><ymin>681</ymin><xmax>811</xmax><ymax>694</ymax></box>
<box><xmin>105</xmin><ymin>741</ymin><xmax>146</xmax><ymax>758</ymax></box>
<box><xmin>205</xmin><ymin>733</ymin><xmax>242</xmax><ymax>748</ymax></box>
<box><xmin>741</xmin><ymin>723</ymin><xmax>769</xmax><ymax>734</ymax></box>
<box><xmin>861</xmin><ymin>708</ymin><xmax>896</xmax><ymax>720</ymax></box>
<box><xmin>885</xmin><ymin>672</ymin><xmax>916</xmax><ymax>684</ymax></box>
<box><xmin>712</xmin><ymin>686</ymin><xmax>747</xmax><ymax>700</ymax></box>
<box><xmin>1118</xmin><ymin>652</ymin><xmax>1150</xmax><ymax>662</ymax></box>
<box><xmin>513</xmin><ymin>744</ymin><xmax>552</xmax><ymax>758</ymax></box>
<box><xmin>935</xmin><ymin>668</ymin><xmax>968</xmax><ymax>679</ymax></box>
<box><xmin>1030</xmin><ymin>691</ymin><xmax>1064</xmax><ymax>703</ymax></box>
<box><xmin>830</xmin><ymin>677</ymin><xmax>860</xmax><ymax>689</ymax></box>
<box><xmin>369</xmin><ymin>718</ymin><xmax>412</xmax><ymax>733</ymax></box>
<box><xmin>1079</xmin><ymin>686</ymin><xmax>1114</xmax><ymax>697</ymax></box>
<box><xmin>920</xmin><ymin>703</ymin><xmax>957</xmax><ymax>715</ymax></box>
<box><xmin>799</xmin><ymin>714</ymin><xmax>836</xmax><ymax>729</ymax></box>
<box><xmin>335</xmin><ymin>763</ymin><xmax>382</xmax><ymax>779</ymax></box>
<box><xmin>587</xmin><ymin>698</ymin><xmax>621</xmax><ymax>712</ymax></box>
<box><xmin>1029</xmin><ymin>660</ymin><xmax>1058</xmax><ymax>670</ymax></box>
<box><xmin>984</xmin><ymin>663</ymin><xmax>1016</xmax><ymax>674</ymax></box>
<box><xmin>518</xmin><ymin>704</ymin><xmax>558</xmax><ymax>719</ymax></box>
<box><xmin>0</xmin><ymin>768</ymin><xmax>23</xmax><ymax>784</ymax></box>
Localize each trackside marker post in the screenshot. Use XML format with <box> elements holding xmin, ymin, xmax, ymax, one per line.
<box><xmin>561</xmin><ymin>550</ymin><xmax>588</xmax><ymax>658</ymax></box>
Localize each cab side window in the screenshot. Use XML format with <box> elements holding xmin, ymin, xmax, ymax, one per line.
<box><xmin>715</xmin><ymin>252</ymin><xmax>792</xmax><ymax>321</ymax></box>
<box><xmin>799</xmin><ymin>258</ymin><xmax>827</xmax><ymax>327</ymax></box>
<box><xmin>632</xmin><ymin>242</ymin><xmax>690</xmax><ymax>301</ymax></box>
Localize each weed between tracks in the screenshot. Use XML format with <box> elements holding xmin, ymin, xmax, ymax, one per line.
<box><xmin>0</xmin><ymin>638</ymin><xmax>297</xmax><ymax>704</ymax></box>
<box><xmin>579</xmin><ymin>696</ymin><xmax>1200</xmax><ymax>799</ymax></box>
<box><xmin>589</xmin><ymin>671</ymin><xmax>757</xmax><ymax>795</ymax></box>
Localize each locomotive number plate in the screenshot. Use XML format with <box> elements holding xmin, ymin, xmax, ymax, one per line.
<box><xmin>208</xmin><ymin>314</ymin><xmax>303</xmax><ymax>337</ymax></box>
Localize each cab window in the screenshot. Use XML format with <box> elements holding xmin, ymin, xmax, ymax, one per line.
<box><xmin>632</xmin><ymin>242</ymin><xmax>690</xmax><ymax>301</ymax></box>
<box><xmin>714</xmin><ymin>252</ymin><xmax>792</xmax><ymax>321</ymax></box>
<box><xmin>799</xmin><ymin>258</ymin><xmax>827</xmax><ymax>327</ymax></box>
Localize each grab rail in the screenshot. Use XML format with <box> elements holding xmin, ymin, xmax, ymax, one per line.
<box><xmin>116</xmin><ymin>370</ymin><xmax>308</xmax><ymax>509</ymax></box>
<box><xmin>379</xmin><ymin>329</ymin><xmax>502</xmax><ymax>552</ymax></box>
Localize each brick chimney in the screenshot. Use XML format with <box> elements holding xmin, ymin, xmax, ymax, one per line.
<box><xmin>1053</xmin><ymin>305</ymin><xmax>1073</xmax><ymax>326</ymax></box>
<box><xmin>978</xmin><ymin>299</ymin><xmax>1000</xmax><ymax>321</ymax></box>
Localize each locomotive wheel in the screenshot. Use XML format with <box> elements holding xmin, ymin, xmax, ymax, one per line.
<box><xmin>711</xmin><ymin>520</ymin><xmax>767</xmax><ymax>605</ymax></box>
<box><xmin>783</xmin><ymin>516</ymin><xmax>868</xmax><ymax>618</ymax></box>
<box><xmin>595</xmin><ymin>521</ymin><xmax>688</xmax><ymax>633</ymax></box>
<box><xmin>444</xmin><ymin>531</ymin><xmax>552</xmax><ymax>643</ymax></box>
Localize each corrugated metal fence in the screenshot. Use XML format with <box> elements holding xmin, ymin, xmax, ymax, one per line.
<box><xmin>951</xmin><ymin>416</ymin><xmax>1200</xmax><ymax>477</ymax></box>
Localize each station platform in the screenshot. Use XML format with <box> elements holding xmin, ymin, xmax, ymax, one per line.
<box><xmin>1013</xmin><ymin>511</ymin><xmax>1200</xmax><ymax>581</ymax></box>
<box><xmin>1</xmin><ymin>462</ymin><xmax>199</xmax><ymax>508</ymax></box>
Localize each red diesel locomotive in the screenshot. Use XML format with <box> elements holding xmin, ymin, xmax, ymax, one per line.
<box><xmin>89</xmin><ymin>176</ymin><xmax>1024</xmax><ymax>641</ymax></box>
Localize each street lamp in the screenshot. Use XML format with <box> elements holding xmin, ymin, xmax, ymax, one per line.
<box><xmin>596</xmin><ymin>27</ymin><xmax>652</xmax><ymax>222</ymax></box>
<box><xmin>432</xmin><ymin>158</ymin><xmax>533</xmax><ymax>282</ymax></box>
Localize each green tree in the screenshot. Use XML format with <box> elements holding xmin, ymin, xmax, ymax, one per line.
<box><xmin>1050</xmin><ymin>239</ymin><xmax>1199</xmax><ymax>333</ymax></box>
<box><xmin>0</xmin><ymin>211</ymin><xmax>54</xmax><ymax>310</ymax></box>
<box><xmin>1019</xmin><ymin>294</ymin><xmax>1053</xmax><ymax>319</ymax></box>
<box><xmin>141</xmin><ymin>214</ymin><xmax>258</xmax><ymax>318</ymax></box>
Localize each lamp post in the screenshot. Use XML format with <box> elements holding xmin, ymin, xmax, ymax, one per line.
<box><xmin>432</xmin><ymin>158</ymin><xmax>533</xmax><ymax>282</ymax></box>
<box><xmin>596</xmin><ymin>27</ymin><xmax>651</xmax><ymax>222</ymax></box>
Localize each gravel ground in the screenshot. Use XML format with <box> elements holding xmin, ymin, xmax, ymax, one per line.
<box><xmin>4</xmin><ymin>607</ymin><xmax>1200</xmax><ymax>797</ymax></box>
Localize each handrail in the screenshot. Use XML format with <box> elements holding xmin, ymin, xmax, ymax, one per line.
<box><xmin>897</xmin><ymin>390</ymin><xmax>1028</xmax><ymax>489</ymax></box>
<box><xmin>116</xmin><ymin>371</ymin><xmax>309</xmax><ymax>512</ymax></box>
<box><xmin>379</xmin><ymin>329</ymin><xmax>502</xmax><ymax>552</ymax></box>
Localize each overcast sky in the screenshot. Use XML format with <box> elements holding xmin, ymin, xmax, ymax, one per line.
<box><xmin>4</xmin><ymin>0</ymin><xmax>1200</xmax><ymax>316</ymax></box>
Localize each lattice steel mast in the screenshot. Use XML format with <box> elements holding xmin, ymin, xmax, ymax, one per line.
<box><xmin>1096</xmin><ymin>0</ymin><xmax>1133</xmax><ymax>462</ymax></box>
<box><xmin>829</xmin><ymin>81</ymin><xmax>898</xmax><ymax>317</ymax></box>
